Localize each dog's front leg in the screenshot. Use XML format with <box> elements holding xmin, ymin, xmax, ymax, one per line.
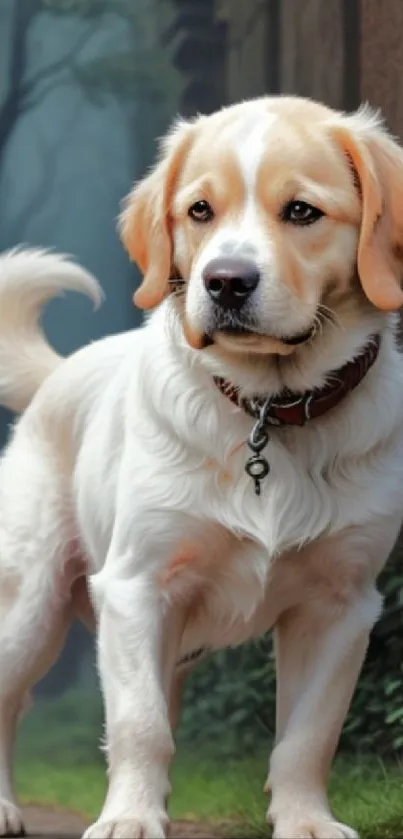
<box><xmin>83</xmin><ymin>530</ymin><xmax>181</xmax><ymax>839</ymax></box>
<box><xmin>267</xmin><ymin>583</ymin><xmax>381</xmax><ymax>839</ymax></box>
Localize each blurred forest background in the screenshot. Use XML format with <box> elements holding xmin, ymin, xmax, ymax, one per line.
<box><xmin>2</xmin><ymin>0</ymin><xmax>403</xmax><ymax>836</ymax></box>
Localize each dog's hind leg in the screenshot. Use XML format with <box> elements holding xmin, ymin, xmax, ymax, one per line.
<box><xmin>0</xmin><ymin>562</ymin><xmax>73</xmax><ymax>837</ymax></box>
<box><xmin>0</xmin><ymin>441</ymin><xmax>77</xmax><ymax>836</ymax></box>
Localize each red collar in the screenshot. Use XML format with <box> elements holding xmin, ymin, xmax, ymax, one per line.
<box><xmin>214</xmin><ymin>335</ymin><xmax>381</xmax><ymax>428</ymax></box>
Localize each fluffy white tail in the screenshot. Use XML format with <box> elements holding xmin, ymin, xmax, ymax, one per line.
<box><xmin>0</xmin><ymin>248</ymin><xmax>102</xmax><ymax>412</ymax></box>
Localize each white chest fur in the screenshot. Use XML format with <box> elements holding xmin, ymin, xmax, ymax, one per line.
<box><xmin>75</xmin><ymin>314</ymin><xmax>403</xmax><ymax>657</ymax></box>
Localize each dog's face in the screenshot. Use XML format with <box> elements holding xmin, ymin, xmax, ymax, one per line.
<box><xmin>119</xmin><ymin>97</ymin><xmax>403</xmax><ymax>361</ymax></box>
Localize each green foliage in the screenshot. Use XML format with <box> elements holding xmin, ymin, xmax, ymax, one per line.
<box><xmin>178</xmin><ymin>638</ymin><xmax>276</xmax><ymax>756</ymax></box>
<box><xmin>343</xmin><ymin>540</ymin><xmax>403</xmax><ymax>755</ymax></box>
<box><xmin>179</xmin><ymin>541</ymin><xmax>403</xmax><ymax>759</ymax></box>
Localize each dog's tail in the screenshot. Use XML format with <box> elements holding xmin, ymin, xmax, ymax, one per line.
<box><xmin>0</xmin><ymin>248</ymin><xmax>102</xmax><ymax>413</ymax></box>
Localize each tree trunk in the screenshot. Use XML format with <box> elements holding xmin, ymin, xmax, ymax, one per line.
<box><xmin>0</xmin><ymin>0</ymin><xmax>40</xmax><ymax>164</ymax></box>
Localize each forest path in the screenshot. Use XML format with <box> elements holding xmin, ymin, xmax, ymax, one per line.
<box><xmin>23</xmin><ymin>804</ymin><xmax>225</xmax><ymax>838</ymax></box>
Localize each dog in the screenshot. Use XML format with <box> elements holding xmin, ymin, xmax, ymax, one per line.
<box><xmin>0</xmin><ymin>95</ymin><xmax>403</xmax><ymax>839</ymax></box>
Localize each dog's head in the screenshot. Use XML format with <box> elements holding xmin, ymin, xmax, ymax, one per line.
<box><xmin>119</xmin><ymin>96</ymin><xmax>403</xmax><ymax>363</ymax></box>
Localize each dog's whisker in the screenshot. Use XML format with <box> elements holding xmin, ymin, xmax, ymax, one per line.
<box><xmin>316</xmin><ymin>305</ymin><xmax>344</xmax><ymax>334</ymax></box>
<box><xmin>312</xmin><ymin>317</ymin><xmax>323</xmax><ymax>338</ymax></box>
<box><xmin>317</xmin><ymin>305</ymin><xmax>336</xmax><ymax>325</ymax></box>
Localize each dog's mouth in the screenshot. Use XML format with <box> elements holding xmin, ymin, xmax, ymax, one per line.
<box><xmin>280</xmin><ymin>326</ymin><xmax>315</xmax><ymax>345</ymax></box>
<box><xmin>202</xmin><ymin>319</ymin><xmax>315</xmax><ymax>353</ymax></box>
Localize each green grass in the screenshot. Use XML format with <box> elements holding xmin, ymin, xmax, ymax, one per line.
<box><xmin>14</xmin><ymin>692</ymin><xmax>403</xmax><ymax>837</ymax></box>
<box><xmin>16</xmin><ymin>761</ymin><xmax>105</xmax><ymax>820</ymax></box>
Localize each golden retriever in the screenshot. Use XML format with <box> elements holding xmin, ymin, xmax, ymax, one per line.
<box><xmin>0</xmin><ymin>96</ymin><xmax>402</xmax><ymax>838</ymax></box>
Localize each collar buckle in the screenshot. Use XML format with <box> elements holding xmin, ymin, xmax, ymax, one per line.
<box><xmin>245</xmin><ymin>395</ymin><xmax>272</xmax><ymax>495</ymax></box>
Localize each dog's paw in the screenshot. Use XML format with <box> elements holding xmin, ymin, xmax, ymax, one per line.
<box><xmin>82</xmin><ymin>814</ymin><xmax>167</xmax><ymax>839</ymax></box>
<box><xmin>269</xmin><ymin>811</ymin><xmax>358</xmax><ymax>839</ymax></box>
<box><xmin>0</xmin><ymin>799</ymin><xmax>25</xmax><ymax>836</ymax></box>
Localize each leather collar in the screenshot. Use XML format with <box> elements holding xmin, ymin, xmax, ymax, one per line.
<box><xmin>214</xmin><ymin>334</ymin><xmax>381</xmax><ymax>428</ymax></box>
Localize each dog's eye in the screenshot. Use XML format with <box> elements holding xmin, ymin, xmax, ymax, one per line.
<box><xmin>282</xmin><ymin>200</ymin><xmax>324</xmax><ymax>226</ymax></box>
<box><xmin>188</xmin><ymin>200</ymin><xmax>214</xmax><ymax>223</ymax></box>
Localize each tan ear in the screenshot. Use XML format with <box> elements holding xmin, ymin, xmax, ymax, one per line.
<box><xmin>118</xmin><ymin>119</ymin><xmax>194</xmax><ymax>310</ymax></box>
<box><xmin>333</xmin><ymin>108</ymin><xmax>403</xmax><ymax>311</ymax></box>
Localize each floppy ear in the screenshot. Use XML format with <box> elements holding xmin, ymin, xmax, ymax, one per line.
<box><xmin>118</xmin><ymin>119</ymin><xmax>194</xmax><ymax>310</ymax></box>
<box><xmin>332</xmin><ymin>107</ymin><xmax>403</xmax><ymax>311</ymax></box>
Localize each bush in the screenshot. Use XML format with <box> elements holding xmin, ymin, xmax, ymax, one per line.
<box><xmin>179</xmin><ymin>539</ymin><xmax>403</xmax><ymax>759</ymax></box>
<box><xmin>178</xmin><ymin>637</ymin><xmax>276</xmax><ymax>756</ymax></box>
<box><xmin>344</xmin><ymin>540</ymin><xmax>403</xmax><ymax>755</ymax></box>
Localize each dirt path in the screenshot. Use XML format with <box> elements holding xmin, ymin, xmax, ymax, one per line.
<box><xmin>23</xmin><ymin>805</ymin><xmax>225</xmax><ymax>838</ymax></box>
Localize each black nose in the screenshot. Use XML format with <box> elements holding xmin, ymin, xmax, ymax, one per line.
<box><xmin>203</xmin><ymin>257</ymin><xmax>260</xmax><ymax>309</ymax></box>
